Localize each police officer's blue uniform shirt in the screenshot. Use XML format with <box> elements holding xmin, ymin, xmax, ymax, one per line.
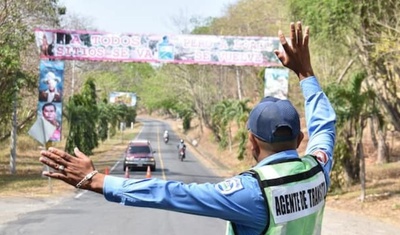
<box><xmin>103</xmin><ymin>76</ymin><xmax>336</xmax><ymax>235</ymax></box>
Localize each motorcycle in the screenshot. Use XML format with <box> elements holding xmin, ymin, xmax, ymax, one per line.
<box><xmin>178</xmin><ymin>147</ymin><xmax>186</xmax><ymax>161</ymax></box>
<box><xmin>164</xmin><ymin>136</ymin><xmax>169</xmax><ymax>144</ymax></box>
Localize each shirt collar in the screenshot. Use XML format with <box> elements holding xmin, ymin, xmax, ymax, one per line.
<box><xmin>254</xmin><ymin>150</ymin><xmax>299</xmax><ymax>168</ymax></box>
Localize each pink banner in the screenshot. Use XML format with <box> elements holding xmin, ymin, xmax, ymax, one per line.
<box><xmin>35</xmin><ymin>29</ymin><xmax>282</xmax><ymax>67</ymax></box>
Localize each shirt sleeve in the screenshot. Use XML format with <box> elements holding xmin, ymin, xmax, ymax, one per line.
<box><xmin>103</xmin><ymin>174</ymin><xmax>267</xmax><ymax>229</ymax></box>
<box><xmin>300</xmin><ymin>76</ymin><xmax>336</xmax><ymax>187</ymax></box>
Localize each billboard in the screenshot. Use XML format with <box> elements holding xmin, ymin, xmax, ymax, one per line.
<box><xmin>34</xmin><ymin>29</ymin><xmax>282</xmax><ymax>67</ymax></box>
<box><xmin>109</xmin><ymin>92</ymin><xmax>137</xmax><ymax>107</ymax></box>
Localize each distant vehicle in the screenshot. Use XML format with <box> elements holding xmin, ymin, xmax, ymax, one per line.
<box><xmin>163</xmin><ymin>130</ymin><xmax>169</xmax><ymax>144</ymax></box>
<box><xmin>123</xmin><ymin>139</ymin><xmax>156</xmax><ymax>171</ymax></box>
<box><xmin>178</xmin><ymin>147</ymin><xmax>185</xmax><ymax>161</ymax></box>
<box><xmin>177</xmin><ymin>139</ymin><xmax>186</xmax><ymax>161</ymax></box>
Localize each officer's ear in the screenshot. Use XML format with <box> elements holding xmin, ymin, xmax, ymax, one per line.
<box><xmin>296</xmin><ymin>131</ymin><xmax>305</xmax><ymax>148</ymax></box>
<box><xmin>248</xmin><ymin>132</ymin><xmax>260</xmax><ymax>156</ymax></box>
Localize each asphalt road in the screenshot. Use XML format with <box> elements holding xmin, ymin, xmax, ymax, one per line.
<box><xmin>1</xmin><ymin>118</ymin><xmax>399</xmax><ymax>234</ymax></box>
<box><xmin>0</xmin><ymin>119</ymin><xmax>226</xmax><ymax>235</ymax></box>
<box><xmin>2</xmin><ymin>195</ymin><xmax>400</xmax><ymax>235</ymax></box>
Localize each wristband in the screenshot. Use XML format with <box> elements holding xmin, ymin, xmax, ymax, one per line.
<box><xmin>76</xmin><ymin>170</ymin><xmax>98</xmax><ymax>189</ymax></box>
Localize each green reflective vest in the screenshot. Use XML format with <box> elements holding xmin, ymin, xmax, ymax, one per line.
<box><xmin>226</xmin><ymin>155</ymin><xmax>327</xmax><ymax>235</ymax></box>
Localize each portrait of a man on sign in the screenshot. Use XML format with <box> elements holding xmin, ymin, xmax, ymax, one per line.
<box><xmin>39</xmin><ymin>71</ymin><xmax>63</xmax><ymax>102</ymax></box>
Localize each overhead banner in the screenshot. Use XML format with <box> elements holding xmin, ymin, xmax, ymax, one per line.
<box><xmin>264</xmin><ymin>68</ymin><xmax>289</xmax><ymax>99</ymax></box>
<box><xmin>37</xmin><ymin>60</ymin><xmax>65</xmax><ymax>142</ymax></box>
<box><xmin>109</xmin><ymin>92</ymin><xmax>137</xmax><ymax>107</ymax></box>
<box><xmin>34</xmin><ymin>29</ymin><xmax>282</xmax><ymax>67</ymax></box>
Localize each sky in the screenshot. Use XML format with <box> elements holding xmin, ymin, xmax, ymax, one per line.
<box><xmin>61</xmin><ymin>0</ymin><xmax>238</xmax><ymax>34</ymax></box>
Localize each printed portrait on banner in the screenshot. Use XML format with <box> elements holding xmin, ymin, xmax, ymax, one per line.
<box><xmin>37</xmin><ymin>60</ymin><xmax>65</xmax><ymax>142</ymax></box>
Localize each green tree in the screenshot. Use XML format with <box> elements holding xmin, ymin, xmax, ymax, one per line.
<box><xmin>97</xmin><ymin>100</ymin><xmax>112</xmax><ymax>142</ymax></box>
<box><xmin>211</xmin><ymin>100</ymin><xmax>234</xmax><ymax>149</ymax></box>
<box><xmin>65</xmin><ymin>78</ymin><xmax>99</xmax><ymax>155</ymax></box>
<box><xmin>139</xmin><ymin>72</ymin><xmax>179</xmax><ymax>115</ymax></box>
<box><xmin>0</xmin><ymin>0</ymin><xmax>52</xmax><ymax>139</ymax></box>
<box><xmin>288</xmin><ymin>0</ymin><xmax>400</xmax><ymax>164</ymax></box>
<box><xmin>210</xmin><ymin>98</ymin><xmax>251</xmax><ymax>157</ymax></box>
<box><xmin>326</xmin><ymin>71</ymin><xmax>378</xmax><ymax>199</ymax></box>
<box><xmin>97</xmin><ymin>101</ymin><xmax>137</xmax><ymax>142</ymax></box>
<box><xmin>231</xmin><ymin>99</ymin><xmax>251</xmax><ymax>160</ymax></box>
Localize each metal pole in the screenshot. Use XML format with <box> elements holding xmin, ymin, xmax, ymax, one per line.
<box><xmin>236</xmin><ymin>67</ymin><xmax>242</xmax><ymax>100</ymax></box>
<box><xmin>45</xmin><ymin>141</ymin><xmax>53</xmax><ymax>193</ymax></box>
<box><xmin>71</xmin><ymin>60</ymin><xmax>75</xmax><ymax>95</ymax></box>
<box><xmin>10</xmin><ymin>87</ymin><xmax>17</xmax><ymax>175</ymax></box>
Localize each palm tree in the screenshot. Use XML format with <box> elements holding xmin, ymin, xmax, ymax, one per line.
<box><xmin>211</xmin><ymin>99</ymin><xmax>251</xmax><ymax>159</ymax></box>
<box><xmin>211</xmin><ymin>100</ymin><xmax>234</xmax><ymax>149</ymax></box>
<box><xmin>231</xmin><ymin>99</ymin><xmax>251</xmax><ymax>160</ymax></box>
<box><xmin>326</xmin><ymin>71</ymin><xmax>378</xmax><ymax>201</ymax></box>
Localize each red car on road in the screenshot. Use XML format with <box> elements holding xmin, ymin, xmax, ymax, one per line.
<box><xmin>123</xmin><ymin>139</ymin><xmax>156</xmax><ymax>171</ymax></box>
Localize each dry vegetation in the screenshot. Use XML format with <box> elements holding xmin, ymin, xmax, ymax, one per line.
<box><xmin>164</xmin><ymin>115</ymin><xmax>400</xmax><ymax>227</ymax></box>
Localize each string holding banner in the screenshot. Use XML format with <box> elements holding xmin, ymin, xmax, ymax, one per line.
<box><xmin>34</xmin><ymin>29</ymin><xmax>282</xmax><ymax>67</ymax></box>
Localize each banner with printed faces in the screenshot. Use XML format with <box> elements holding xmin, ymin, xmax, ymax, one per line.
<box><xmin>37</xmin><ymin>60</ymin><xmax>65</xmax><ymax>142</ymax></box>
<box><xmin>34</xmin><ymin>29</ymin><xmax>282</xmax><ymax>67</ymax></box>
<box><xmin>264</xmin><ymin>68</ymin><xmax>289</xmax><ymax>99</ymax></box>
<box><xmin>109</xmin><ymin>92</ymin><xmax>137</xmax><ymax>107</ymax></box>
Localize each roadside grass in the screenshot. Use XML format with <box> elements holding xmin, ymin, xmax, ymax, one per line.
<box><xmin>0</xmin><ymin>123</ymin><xmax>142</xmax><ymax>197</ymax></box>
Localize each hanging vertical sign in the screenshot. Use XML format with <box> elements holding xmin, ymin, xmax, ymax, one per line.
<box><xmin>37</xmin><ymin>60</ymin><xmax>65</xmax><ymax>142</ymax></box>
<box><xmin>264</xmin><ymin>68</ymin><xmax>289</xmax><ymax>99</ymax></box>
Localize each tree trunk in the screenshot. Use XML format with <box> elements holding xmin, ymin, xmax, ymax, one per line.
<box><xmin>357</xmin><ymin>118</ymin><xmax>367</xmax><ymax>202</ymax></box>
<box><xmin>376</xmin><ymin>127</ymin><xmax>389</xmax><ymax>164</ymax></box>
<box><xmin>228</xmin><ymin>125</ymin><xmax>232</xmax><ymax>153</ymax></box>
<box><xmin>0</xmin><ymin>110</ymin><xmax>36</xmax><ymax>142</ymax></box>
<box><xmin>358</xmin><ymin>141</ymin><xmax>366</xmax><ymax>202</ymax></box>
<box><xmin>341</xmin><ymin>119</ymin><xmax>360</xmax><ymax>186</ymax></box>
<box><xmin>342</xmin><ymin>133</ymin><xmax>360</xmax><ymax>186</ymax></box>
<box><xmin>371</xmin><ymin>115</ymin><xmax>389</xmax><ymax>164</ymax></box>
<box><xmin>368</xmin><ymin>117</ymin><xmax>378</xmax><ymax>146</ymax></box>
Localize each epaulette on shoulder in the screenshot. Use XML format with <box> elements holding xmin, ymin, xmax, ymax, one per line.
<box><xmin>239</xmin><ymin>169</ymin><xmax>258</xmax><ymax>177</ymax></box>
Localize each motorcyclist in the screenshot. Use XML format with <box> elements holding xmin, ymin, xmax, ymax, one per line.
<box><xmin>177</xmin><ymin>139</ymin><xmax>186</xmax><ymax>149</ymax></box>
<box><xmin>163</xmin><ymin>130</ymin><xmax>169</xmax><ymax>138</ymax></box>
<box><xmin>163</xmin><ymin>130</ymin><xmax>169</xmax><ymax>143</ymax></box>
<box><xmin>177</xmin><ymin>139</ymin><xmax>186</xmax><ymax>159</ymax></box>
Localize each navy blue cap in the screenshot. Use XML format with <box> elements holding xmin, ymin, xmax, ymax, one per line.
<box><xmin>247</xmin><ymin>96</ymin><xmax>300</xmax><ymax>143</ymax></box>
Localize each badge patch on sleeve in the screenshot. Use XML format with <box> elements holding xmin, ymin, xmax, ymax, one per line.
<box><xmin>215</xmin><ymin>178</ymin><xmax>244</xmax><ymax>195</ymax></box>
<box><xmin>313</xmin><ymin>150</ymin><xmax>328</xmax><ymax>165</ymax></box>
